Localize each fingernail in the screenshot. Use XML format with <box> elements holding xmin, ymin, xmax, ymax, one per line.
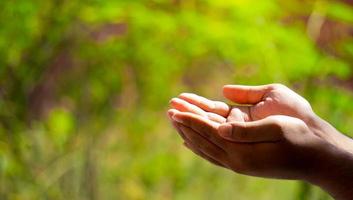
<box><xmin>172</xmin><ymin>114</ymin><xmax>183</xmax><ymax>123</ymax></box>
<box><xmin>219</xmin><ymin>124</ymin><xmax>233</xmax><ymax>138</ymax></box>
<box><xmin>169</xmin><ymin>98</ymin><xmax>177</xmax><ymax>104</ymax></box>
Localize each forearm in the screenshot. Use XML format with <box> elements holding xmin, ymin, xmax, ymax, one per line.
<box><xmin>309</xmin><ymin>142</ymin><xmax>353</xmax><ymax>200</ymax></box>
<box><xmin>297</xmin><ymin>113</ymin><xmax>353</xmax><ymax>199</ymax></box>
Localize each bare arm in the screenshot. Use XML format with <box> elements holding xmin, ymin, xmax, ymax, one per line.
<box><xmin>168</xmin><ymin>84</ymin><xmax>353</xmax><ymax>200</ymax></box>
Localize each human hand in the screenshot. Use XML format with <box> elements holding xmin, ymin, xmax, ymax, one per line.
<box><xmin>171</xmin><ymin>84</ymin><xmax>312</xmax><ymax>124</ymax></box>
<box><xmin>168</xmin><ymin>109</ymin><xmax>353</xmax><ymax>200</ymax></box>
<box><xmin>170</xmin><ymin>84</ymin><xmax>353</xmax><ymax>153</ymax></box>
<box><xmin>168</xmin><ymin>84</ymin><xmax>353</xmax><ymax>199</ymax></box>
<box><xmin>168</xmin><ymin>109</ymin><xmax>325</xmax><ymax>181</ymax></box>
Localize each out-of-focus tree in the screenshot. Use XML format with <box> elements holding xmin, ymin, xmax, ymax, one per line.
<box><xmin>0</xmin><ymin>0</ymin><xmax>352</xmax><ymax>199</ymax></box>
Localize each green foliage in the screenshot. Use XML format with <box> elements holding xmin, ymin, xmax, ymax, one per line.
<box><xmin>0</xmin><ymin>0</ymin><xmax>352</xmax><ymax>199</ymax></box>
<box><xmin>47</xmin><ymin>108</ymin><xmax>75</xmax><ymax>148</ymax></box>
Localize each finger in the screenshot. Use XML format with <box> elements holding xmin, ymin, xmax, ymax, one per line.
<box><xmin>206</xmin><ymin>112</ymin><xmax>227</xmax><ymax>124</ymax></box>
<box><xmin>169</xmin><ymin>109</ymin><xmax>219</xmax><ymax>142</ymax></box>
<box><xmin>172</xmin><ymin>111</ymin><xmax>226</xmax><ymax>148</ymax></box>
<box><xmin>223</xmin><ymin>84</ymin><xmax>272</xmax><ymax>104</ymax></box>
<box><xmin>172</xmin><ymin>120</ymin><xmax>188</xmax><ymax>141</ymax></box>
<box><xmin>170</xmin><ymin>98</ymin><xmax>207</xmax><ymax>116</ymax></box>
<box><xmin>168</xmin><ymin>109</ymin><xmax>189</xmax><ymax>141</ymax></box>
<box><xmin>179</xmin><ymin>93</ymin><xmax>230</xmax><ymax>117</ymax></box>
<box><xmin>169</xmin><ymin>117</ymin><xmax>225</xmax><ymax>168</ymax></box>
<box><xmin>170</xmin><ymin>98</ymin><xmax>226</xmax><ymax>123</ymax></box>
<box><xmin>179</xmin><ymin>125</ymin><xmax>227</xmax><ymax>163</ymax></box>
<box><xmin>167</xmin><ymin>108</ymin><xmax>178</xmax><ymax>120</ymax></box>
<box><xmin>183</xmin><ymin>142</ymin><xmax>226</xmax><ymax>168</ymax></box>
<box><xmin>227</xmin><ymin>106</ymin><xmax>250</xmax><ymax>122</ymax></box>
<box><xmin>218</xmin><ymin>117</ymin><xmax>284</xmax><ymax>143</ymax></box>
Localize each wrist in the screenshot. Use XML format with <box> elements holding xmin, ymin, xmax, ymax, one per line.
<box><xmin>305</xmin><ymin>113</ymin><xmax>353</xmax><ymax>155</ymax></box>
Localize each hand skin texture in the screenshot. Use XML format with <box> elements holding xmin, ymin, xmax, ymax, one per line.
<box><xmin>168</xmin><ymin>84</ymin><xmax>353</xmax><ymax>200</ymax></box>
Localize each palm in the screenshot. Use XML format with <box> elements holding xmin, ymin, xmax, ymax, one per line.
<box><xmin>225</xmin><ymin>84</ymin><xmax>313</xmax><ymax>123</ymax></box>
<box><xmin>250</xmin><ymin>96</ymin><xmax>308</xmax><ymax>120</ymax></box>
<box><xmin>171</xmin><ymin>84</ymin><xmax>313</xmax><ymax>125</ymax></box>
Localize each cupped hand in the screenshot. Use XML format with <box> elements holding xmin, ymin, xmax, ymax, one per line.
<box><xmin>222</xmin><ymin>84</ymin><xmax>314</xmax><ymax>122</ymax></box>
<box><xmin>170</xmin><ymin>84</ymin><xmax>353</xmax><ymax>152</ymax></box>
<box><xmin>167</xmin><ymin>83</ymin><xmax>337</xmax><ymax>180</ymax></box>
<box><xmin>168</xmin><ymin>84</ymin><xmax>353</xmax><ymax>200</ymax></box>
<box><xmin>170</xmin><ymin>84</ymin><xmax>314</xmax><ymax>124</ymax></box>
<box><xmin>168</xmin><ymin>109</ymin><xmax>327</xmax><ymax>181</ymax></box>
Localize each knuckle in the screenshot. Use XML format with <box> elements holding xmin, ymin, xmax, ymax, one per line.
<box><xmin>291</xmin><ymin>117</ymin><xmax>306</xmax><ymax>126</ymax></box>
<box><xmin>290</xmin><ymin>119</ymin><xmax>309</xmax><ymax>133</ymax></box>
<box><xmin>267</xmin><ymin>118</ymin><xmax>285</xmax><ymax>133</ymax></box>
<box><xmin>268</xmin><ymin>117</ymin><xmax>284</xmax><ymax>127</ymax></box>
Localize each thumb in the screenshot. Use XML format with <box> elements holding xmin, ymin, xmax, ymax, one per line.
<box><xmin>218</xmin><ymin>117</ymin><xmax>283</xmax><ymax>143</ymax></box>
<box><xmin>223</xmin><ymin>84</ymin><xmax>271</xmax><ymax>104</ymax></box>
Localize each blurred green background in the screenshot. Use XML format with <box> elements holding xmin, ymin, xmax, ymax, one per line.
<box><xmin>1</xmin><ymin>0</ymin><xmax>353</xmax><ymax>199</ymax></box>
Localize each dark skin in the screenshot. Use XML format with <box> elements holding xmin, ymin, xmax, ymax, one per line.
<box><xmin>168</xmin><ymin>84</ymin><xmax>353</xmax><ymax>200</ymax></box>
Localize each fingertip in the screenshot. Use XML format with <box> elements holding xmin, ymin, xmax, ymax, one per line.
<box><xmin>169</xmin><ymin>97</ymin><xmax>179</xmax><ymax>105</ymax></box>
<box><xmin>222</xmin><ymin>85</ymin><xmax>234</xmax><ymax>93</ymax></box>
<box><xmin>169</xmin><ymin>98</ymin><xmax>175</xmax><ymax>107</ymax></box>
<box><xmin>167</xmin><ymin>109</ymin><xmax>174</xmax><ymax>118</ymax></box>
<box><xmin>167</xmin><ymin>111</ymin><xmax>173</xmax><ymax>119</ymax></box>
<box><xmin>167</xmin><ymin>109</ymin><xmax>180</xmax><ymax>119</ymax></box>
<box><xmin>214</xmin><ymin>101</ymin><xmax>230</xmax><ymax>115</ymax></box>
<box><xmin>170</xmin><ymin>98</ymin><xmax>186</xmax><ymax>111</ymax></box>
<box><xmin>172</xmin><ymin>112</ymin><xmax>184</xmax><ymax>124</ymax></box>
<box><xmin>223</xmin><ymin>85</ymin><xmax>233</xmax><ymax>89</ymax></box>
<box><xmin>222</xmin><ymin>88</ymin><xmax>232</xmax><ymax>101</ymax></box>
<box><xmin>179</xmin><ymin>92</ymin><xmax>194</xmax><ymax>98</ymax></box>
<box><xmin>222</xmin><ymin>85</ymin><xmax>228</xmax><ymax>94</ymax></box>
<box><xmin>223</xmin><ymin>84</ymin><xmax>238</xmax><ymax>91</ymax></box>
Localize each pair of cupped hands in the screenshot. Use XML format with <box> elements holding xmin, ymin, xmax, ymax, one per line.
<box><xmin>167</xmin><ymin>84</ymin><xmax>353</xmax><ymax>186</ymax></box>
